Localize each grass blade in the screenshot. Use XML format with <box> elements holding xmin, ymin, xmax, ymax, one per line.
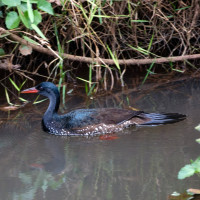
<box><xmin>77</xmin><ymin>77</ymin><xmax>93</xmax><ymax>84</ymax></box>
<box><xmin>9</xmin><ymin>78</ymin><xmax>20</xmax><ymax>91</ymax></box>
<box><xmin>107</xmin><ymin>45</ymin><xmax>120</xmax><ymax>71</ymax></box>
<box><xmin>19</xmin><ymin>97</ymin><xmax>28</xmax><ymax>102</ymax></box>
<box><xmin>89</xmin><ymin>64</ymin><xmax>92</xmax><ymax>88</ymax></box>
<box><xmin>5</xmin><ymin>88</ymin><xmax>12</xmax><ymax>105</ymax></box>
<box><xmin>19</xmin><ymin>80</ymin><xmax>27</xmax><ymax>91</ymax></box>
<box><xmin>33</xmin><ymin>95</ymin><xmax>47</xmax><ymax>104</ymax></box>
<box><xmin>23</xmin><ymin>36</ymin><xmax>40</xmax><ymax>45</ymax></box>
<box><xmin>131</xmin><ymin>20</ymin><xmax>149</xmax><ymax>23</ymax></box>
<box><xmin>62</xmin><ymin>84</ymin><xmax>66</xmax><ymax>104</ymax></box>
<box><xmin>87</xmin><ymin>83</ymin><xmax>96</xmax><ymax>96</ymax></box>
<box><xmin>147</xmin><ymin>33</ymin><xmax>154</xmax><ymax>52</ymax></box>
<box><xmin>142</xmin><ymin>61</ymin><xmax>155</xmax><ymax>85</ymax></box>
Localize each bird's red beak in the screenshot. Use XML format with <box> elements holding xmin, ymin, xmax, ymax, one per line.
<box><xmin>21</xmin><ymin>87</ymin><xmax>39</xmax><ymax>94</ymax></box>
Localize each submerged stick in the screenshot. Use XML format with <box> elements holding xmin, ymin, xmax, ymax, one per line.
<box><xmin>1</xmin><ymin>27</ymin><xmax>200</xmax><ymax>66</ymax></box>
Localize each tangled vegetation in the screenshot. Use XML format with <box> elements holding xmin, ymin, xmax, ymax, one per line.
<box><xmin>0</xmin><ymin>0</ymin><xmax>200</xmax><ymax>96</ymax></box>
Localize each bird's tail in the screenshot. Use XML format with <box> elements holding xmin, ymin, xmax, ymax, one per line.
<box><xmin>140</xmin><ymin>113</ymin><xmax>186</xmax><ymax>126</ymax></box>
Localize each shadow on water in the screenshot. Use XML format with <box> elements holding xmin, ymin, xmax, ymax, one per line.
<box><xmin>1</xmin><ymin>79</ymin><xmax>200</xmax><ymax>199</ymax></box>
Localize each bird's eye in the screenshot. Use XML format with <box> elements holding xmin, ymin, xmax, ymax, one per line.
<box><xmin>38</xmin><ymin>86</ymin><xmax>43</xmax><ymax>90</ymax></box>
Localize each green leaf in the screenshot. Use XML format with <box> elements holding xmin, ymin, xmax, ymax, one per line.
<box><xmin>17</xmin><ymin>6</ymin><xmax>30</xmax><ymax>28</ymax></box>
<box><xmin>38</xmin><ymin>0</ymin><xmax>54</xmax><ymax>15</ymax></box>
<box><xmin>196</xmin><ymin>138</ymin><xmax>200</xmax><ymax>144</ymax></box>
<box><xmin>20</xmin><ymin>9</ymin><xmax>41</xmax><ymax>29</ymax></box>
<box><xmin>195</xmin><ymin>124</ymin><xmax>200</xmax><ymax>131</ymax></box>
<box><xmin>191</xmin><ymin>158</ymin><xmax>200</xmax><ymax>170</ymax></box>
<box><xmin>31</xmin><ymin>24</ymin><xmax>47</xmax><ymax>40</ymax></box>
<box><xmin>178</xmin><ymin>164</ymin><xmax>195</xmax><ymax>179</ymax></box>
<box><xmin>33</xmin><ymin>10</ymin><xmax>42</xmax><ymax>25</ymax></box>
<box><xmin>0</xmin><ymin>1</ymin><xmax>4</xmax><ymax>7</ymax></box>
<box><xmin>5</xmin><ymin>11</ymin><xmax>20</xmax><ymax>29</ymax></box>
<box><xmin>0</xmin><ymin>48</ymin><xmax>5</xmax><ymax>55</ymax></box>
<box><xmin>18</xmin><ymin>2</ymin><xmax>28</xmax><ymax>12</ymax></box>
<box><xmin>2</xmin><ymin>0</ymin><xmax>21</xmax><ymax>6</ymax></box>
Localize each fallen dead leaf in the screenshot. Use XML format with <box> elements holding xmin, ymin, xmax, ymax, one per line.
<box><xmin>0</xmin><ymin>105</ymin><xmax>20</xmax><ymax>111</ymax></box>
<box><xmin>19</xmin><ymin>44</ymin><xmax>32</xmax><ymax>56</ymax></box>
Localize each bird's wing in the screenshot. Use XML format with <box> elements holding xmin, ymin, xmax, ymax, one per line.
<box><xmin>63</xmin><ymin>108</ymin><xmax>145</xmax><ymax>129</ymax></box>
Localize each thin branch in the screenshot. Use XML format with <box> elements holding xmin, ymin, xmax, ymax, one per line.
<box><xmin>1</xmin><ymin>27</ymin><xmax>200</xmax><ymax>66</ymax></box>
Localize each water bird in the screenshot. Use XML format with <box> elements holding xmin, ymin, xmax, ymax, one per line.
<box><xmin>21</xmin><ymin>82</ymin><xmax>186</xmax><ymax>136</ymax></box>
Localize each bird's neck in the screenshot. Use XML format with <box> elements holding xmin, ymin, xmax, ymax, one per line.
<box><xmin>44</xmin><ymin>93</ymin><xmax>60</xmax><ymax>121</ymax></box>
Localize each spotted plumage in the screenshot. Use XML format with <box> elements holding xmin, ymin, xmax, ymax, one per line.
<box><xmin>21</xmin><ymin>82</ymin><xmax>186</xmax><ymax>136</ymax></box>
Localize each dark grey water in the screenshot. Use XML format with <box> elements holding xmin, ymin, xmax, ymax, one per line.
<box><xmin>0</xmin><ymin>79</ymin><xmax>200</xmax><ymax>200</ymax></box>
